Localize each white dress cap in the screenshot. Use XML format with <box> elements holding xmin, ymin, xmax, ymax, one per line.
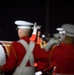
<box><xmin>56</xmin><ymin>27</ymin><xmax>65</xmax><ymax>34</ymax></box>
<box><xmin>56</xmin><ymin>27</ymin><xmax>63</xmax><ymax>31</ymax></box>
<box><xmin>14</xmin><ymin>20</ymin><xmax>34</xmax><ymax>29</ymax></box>
<box><xmin>62</xmin><ymin>24</ymin><xmax>74</xmax><ymax>37</ymax></box>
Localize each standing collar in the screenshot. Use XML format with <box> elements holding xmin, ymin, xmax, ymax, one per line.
<box><xmin>20</xmin><ymin>36</ymin><xmax>30</xmax><ymax>44</ymax></box>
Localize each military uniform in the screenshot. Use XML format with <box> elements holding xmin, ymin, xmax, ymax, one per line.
<box><xmin>49</xmin><ymin>24</ymin><xmax>74</xmax><ymax>75</ymax></box>
<box><xmin>51</xmin><ymin>43</ymin><xmax>74</xmax><ymax>74</ymax></box>
<box><xmin>0</xmin><ymin>36</ymin><xmax>49</xmax><ymax>75</ymax></box>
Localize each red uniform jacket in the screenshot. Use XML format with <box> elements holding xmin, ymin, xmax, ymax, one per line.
<box><xmin>1</xmin><ymin>36</ymin><xmax>49</xmax><ymax>73</ymax></box>
<box><xmin>30</xmin><ymin>34</ymin><xmax>50</xmax><ymax>71</ymax></box>
<box><xmin>36</xmin><ymin>50</ymin><xmax>50</xmax><ymax>71</ymax></box>
<box><xmin>50</xmin><ymin>43</ymin><xmax>74</xmax><ymax>74</ymax></box>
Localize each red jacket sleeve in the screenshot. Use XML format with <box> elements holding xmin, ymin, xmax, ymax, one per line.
<box><xmin>29</xmin><ymin>34</ymin><xmax>36</xmax><ymax>42</ymax></box>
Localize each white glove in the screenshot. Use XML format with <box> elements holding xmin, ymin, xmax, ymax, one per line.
<box><xmin>44</xmin><ymin>38</ymin><xmax>60</xmax><ymax>51</ymax></box>
<box><xmin>32</xmin><ymin>22</ymin><xmax>41</xmax><ymax>35</ymax></box>
<box><xmin>37</xmin><ymin>25</ymin><xmax>41</xmax><ymax>29</ymax></box>
<box><xmin>35</xmin><ymin>71</ymin><xmax>42</xmax><ymax>75</ymax></box>
<box><xmin>32</xmin><ymin>22</ymin><xmax>37</xmax><ymax>35</ymax></box>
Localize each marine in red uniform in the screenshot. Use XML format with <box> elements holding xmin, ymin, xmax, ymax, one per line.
<box><xmin>36</xmin><ymin>33</ymin><xmax>51</xmax><ymax>71</ymax></box>
<box><xmin>30</xmin><ymin>24</ymin><xmax>51</xmax><ymax>74</ymax></box>
<box><xmin>45</xmin><ymin>24</ymin><xmax>74</xmax><ymax>75</ymax></box>
<box><xmin>0</xmin><ymin>20</ymin><xmax>50</xmax><ymax>75</ymax></box>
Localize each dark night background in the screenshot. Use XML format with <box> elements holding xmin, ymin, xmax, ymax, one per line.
<box><xmin>0</xmin><ymin>0</ymin><xmax>74</xmax><ymax>41</ymax></box>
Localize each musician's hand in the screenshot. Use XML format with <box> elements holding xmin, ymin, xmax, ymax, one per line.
<box><xmin>32</xmin><ymin>22</ymin><xmax>37</xmax><ymax>35</ymax></box>
<box><xmin>32</xmin><ymin>22</ymin><xmax>41</xmax><ymax>35</ymax></box>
